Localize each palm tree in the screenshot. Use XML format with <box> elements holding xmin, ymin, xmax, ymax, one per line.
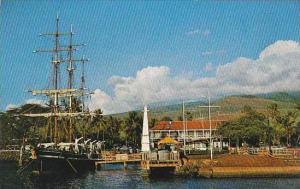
<box><xmin>267</xmin><ymin>103</ymin><xmax>284</xmax><ymax>145</ymax></box>
<box><xmin>90</xmin><ymin>109</ymin><xmax>105</xmax><ymax>140</ymax></box>
<box><xmin>279</xmin><ymin>111</ymin><xmax>298</xmax><ymax>147</ymax></box>
<box><xmin>124</xmin><ymin>111</ymin><xmax>142</xmax><ymax>147</ymax></box>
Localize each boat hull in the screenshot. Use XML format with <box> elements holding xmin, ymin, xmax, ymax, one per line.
<box><xmin>36</xmin><ymin>157</ymin><xmax>96</xmax><ymax>174</ymax></box>
<box><xmin>30</xmin><ymin>150</ymin><xmax>96</xmax><ymax>174</ymax></box>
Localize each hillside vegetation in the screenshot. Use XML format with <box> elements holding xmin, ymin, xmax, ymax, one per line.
<box><xmin>0</xmin><ymin>92</ymin><xmax>299</xmax><ymax>148</ymax></box>
<box><xmin>143</xmin><ymin>93</ymin><xmax>299</xmax><ymax>121</ymax></box>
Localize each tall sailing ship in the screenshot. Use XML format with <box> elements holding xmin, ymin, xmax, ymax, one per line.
<box><xmin>19</xmin><ymin>16</ymin><xmax>102</xmax><ymax>174</ymax></box>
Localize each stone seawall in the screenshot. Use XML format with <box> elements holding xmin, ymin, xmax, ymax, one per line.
<box><xmin>178</xmin><ymin>154</ymin><xmax>300</xmax><ymax>178</ymax></box>
<box><xmin>199</xmin><ymin>166</ymin><xmax>300</xmax><ymax>178</ymax></box>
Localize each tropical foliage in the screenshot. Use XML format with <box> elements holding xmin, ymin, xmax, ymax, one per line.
<box><xmin>0</xmin><ymin>100</ymin><xmax>299</xmax><ymax>149</ymax></box>
<box><xmin>218</xmin><ymin>104</ymin><xmax>300</xmax><ymax>147</ymax></box>
<box><xmin>0</xmin><ymin>104</ymin><xmax>143</xmax><ymax>149</ymax></box>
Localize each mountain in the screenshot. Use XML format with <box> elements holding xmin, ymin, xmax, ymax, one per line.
<box><xmin>257</xmin><ymin>91</ymin><xmax>300</xmax><ymax>103</ymax></box>
<box><xmin>80</xmin><ymin>92</ymin><xmax>300</xmax><ymax>121</ymax></box>
<box><xmin>137</xmin><ymin>92</ymin><xmax>300</xmax><ymax>121</ymax></box>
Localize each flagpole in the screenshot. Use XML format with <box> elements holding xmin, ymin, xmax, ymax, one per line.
<box><xmin>182</xmin><ymin>100</ymin><xmax>186</xmax><ymax>155</ymax></box>
<box><xmin>208</xmin><ymin>94</ymin><xmax>213</xmax><ymax>160</ymax></box>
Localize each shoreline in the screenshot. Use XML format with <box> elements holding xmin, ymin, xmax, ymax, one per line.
<box><xmin>3</xmin><ymin>151</ymin><xmax>300</xmax><ymax>179</ymax></box>
<box><xmin>198</xmin><ymin>166</ymin><xmax>300</xmax><ymax>178</ymax></box>
<box><xmin>177</xmin><ymin>154</ymin><xmax>300</xmax><ymax>178</ymax></box>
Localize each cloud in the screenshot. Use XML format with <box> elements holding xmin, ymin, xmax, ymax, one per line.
<box><xmin>6</xmin><ymin>104</ymin><xmax>18</xmax><ymax>111</ymax></box>
<box><xmin>203</xmin><ymin>62</ymin><xmax>213</xmax><ymax>72</ymax></box>
<box><xmin>186</xmin><ymin>29</ymin><xmax>210</xmax><ymax>36</ymax></box>
<box><xmin>201</xmin><ymin>50</ymin><xmax>225</xmax><ymax>56</ymax></box>
<box><xmin>25</xmin><ymin>98</ymin><xmax>46</xmax><ymax>106</ymax></box>
<box><xmin>201</xmin><ymin>51</ymin><xmax>213</xmax><ymax>56</ymax></box>
<box><xmin>90</xmin><ymin>40</ymin><xmax>300</xmax><ymax>114</ymax></box>
<box><xmin>215</xmin><ymin>41</ymin><xmax>300</xmax><ymax>94</ymax></box>
<box><xmin>259</xmin><ymin>40</ymin><xmax>300</xmax><ymax>59</ymax></box>
<box><xmin>90</xmin><ymin>66</ymin><xmax>203</xmax><ymax>114</ymax></box>
<box><xmin>5</xmin><ymin>98</ymin><xmax>47</xmax><ymax>111</ymax></box>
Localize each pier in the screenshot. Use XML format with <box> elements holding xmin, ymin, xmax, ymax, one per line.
<box><xmin>95</xmin><ymin>151</ymin><xmax>182</xmax><ymax>172</ymax></box>
<box><xmin>95</xmin><ymin>153</ymin><xmax>142</xmax><ymax>169</ymax></box>
<box><xmin>140</xmin><ymin>151</ymin><xmax>181</xmax><ymax>173</ymax></box>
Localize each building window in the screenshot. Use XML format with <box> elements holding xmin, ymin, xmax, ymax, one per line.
<box><xmin>170</xmin><ymin>131</ymin><xmax>178</xmax><ymax>138</ymax></box>
<box><xmin>188</xmin><ymin>131</ymin><xmax>194</xmax><ymax>139</ymax></box>
<box><xmin>196</xmin><ymin>131</ymin><xmax>203</xmax><ymax>138</ymax></box>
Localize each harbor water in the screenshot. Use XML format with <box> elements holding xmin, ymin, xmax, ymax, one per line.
<box><xmin>1</xmin><ymin>162</ymin><xmax>300</xmax><ymax>189</ymax></box>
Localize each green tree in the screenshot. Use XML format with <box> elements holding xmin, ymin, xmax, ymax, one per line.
<box><xmin>161</xmin><ymin>116</ymin><xmax>173</xmax><ymax>121</ymax></box>
<box><xmin>0</xmin><ymin>104</ymin><xmax>49</xmax><ymax>146</ymax></box>
<box><xmin>124</xmin><ymin>111</ymin><xmax>143</xmax><ymax>147</ymax></box>
<box><xmin>185</xmin><ymin>111</ymin><xmax>193</xmax><ymax>121</ymax></box>
<box><xmin>294</xmin><ymin>122</ymin><xmax>300</xmax><ymax>146</ymax></box>
<box><xmin>90</xmin><ymin>109</ymin><xmax>106</xmax><ymax>140</ymax></box>
<box><xmin>218</xmin><ymin>121</ymin><xmax>243</xmax><ymax>148</ymax></box>
<box><xmin>267</xmin><ymin>103</ymin><xmax>279</xmax><ymax>119</ymax></box>
<box><xmin>149</xmin><ymin>118</ymin><xmax>158</xmax><ymax>128</ymax></box>
<box><xmin>278</xmin><ymin>111</ymin><xmax>298</xmax><ymax>147</ymax></box>
<box><xmin>177</xmin><ymin>115</ymin><xmax>183</xmax><ymax>121</ymax></box>
<box><xmin>267</xmin><ymin>103</ymin><xmax>284</xmax><ymax>145</ymax></box>
<box><xmin>218</xmin><ymin>106</ymin><xmax>267</xmax><ymax>147</ymax></box>
<box><xmin>105</xmin><ymin>115</ymin><xmax>122</xmax><ymax>147</ymax></box>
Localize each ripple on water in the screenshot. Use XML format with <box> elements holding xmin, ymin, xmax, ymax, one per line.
<box><xmin>1</xmin><ymin>163</ymin><xmax>300</xmax><ymax>189</ymax></box>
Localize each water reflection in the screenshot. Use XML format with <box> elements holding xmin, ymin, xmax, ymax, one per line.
<box><xmin>1</xmin><ymin>162</ymin><xmax>300</xmax><ymax>189</ymax></box>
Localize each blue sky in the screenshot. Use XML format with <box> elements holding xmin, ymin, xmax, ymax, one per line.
<box><xmin>1</xmin><ymin>0</ymin><xmax>299</xmax><ymax>112</ymax></box>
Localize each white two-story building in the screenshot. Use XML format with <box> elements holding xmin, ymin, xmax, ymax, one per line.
<box><xmin>149</xmin><ymin>120</ymin><xmax>228</xmax><ymax>151</ymax></box>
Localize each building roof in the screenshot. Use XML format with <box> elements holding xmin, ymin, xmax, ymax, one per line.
<box><xmin>151</xmin><ymin>120</ymin><xmax>223</xmax><ymax>131</ymax></box>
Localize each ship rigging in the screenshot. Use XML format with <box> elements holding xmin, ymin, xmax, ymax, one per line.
<box><xmin>18</xmin><ymin>16</ymin><xmax>101</xmax><ymax>174</ymax></box>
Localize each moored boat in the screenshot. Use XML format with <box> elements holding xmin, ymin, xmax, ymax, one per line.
<box><xmin>18</xmin><ymin>16</ymin><xmax>103</xmax><ymax>175</ymax></box>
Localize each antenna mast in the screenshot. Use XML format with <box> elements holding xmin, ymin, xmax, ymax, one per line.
<box><xmin>199</xmin><ymin>94</ymin><xmax>220</xmax><ymax>160</ymax></box>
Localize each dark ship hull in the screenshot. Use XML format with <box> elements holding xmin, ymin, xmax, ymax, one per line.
<box><xmin>31</xmin><ymin>150</ymin><xmax>96</xmax><ymax>174</ymax></box>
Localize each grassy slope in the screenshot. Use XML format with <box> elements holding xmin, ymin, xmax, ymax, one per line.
<box><xmin>150</xmin><ymin>96</ymin><xmax>298</xmax><ymax>121</ymax></box>
<box><xmin>214</xmin><ymin>96</ymin><xmax>297</xmax><ymax>113</ymax></box>
<box><xmin>110</xmin><ymin>92</ymin><xmax>299</xmax><ymax>121</ymax></box>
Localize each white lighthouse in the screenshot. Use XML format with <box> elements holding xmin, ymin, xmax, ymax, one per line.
<box><xmin>141</xmin><ymin>105</ymin><xmax>150</xmax><ymax>152</ymax></box>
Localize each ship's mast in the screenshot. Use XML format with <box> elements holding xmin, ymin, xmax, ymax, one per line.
<box><xmin>67</xmin><ymin>25</ymin><xmax>75</xmax><ymax>142</ymax></box>
<box><xmin>67</xmin><ymin>25</ymin><xmax>74</xmax><ymax>90</ymax></box>
<box><xmin>80</xmin><ymin>56</ymin><xmax>89</xmax><ymax>112</ymax></box>
<box><xmin>35</xmin><ymin>15</ymin><xmax>68</xmax><ymax>144</ymax></box>
<box><xmin>65</xmin><ymin>26</ymin><xmax>89</xmax><ymax>142</ymax></box>
<box><xmin>53</xmin><ymin>15</ymin><xmax>60</xmax><ymax>144</ymax></box>
<box><xmin>28</xmin><ymin>16</ymin><xmax>95</xmax><ymax>144</ymax></box>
